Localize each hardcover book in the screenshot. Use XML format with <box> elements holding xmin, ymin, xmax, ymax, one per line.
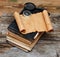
<box><xmin>8</xmin><ymin>20</ymin><xmax>38</xmax><ymax>44</ymax></box>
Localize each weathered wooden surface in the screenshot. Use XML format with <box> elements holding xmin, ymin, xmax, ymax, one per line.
<box><xmin>0</xmin><ymin>0</ymin><xmax>60</xmax><ymax>13</ymax></box>
<box><xmin>0</xmin><ymin>0</ymin><xmax>60</xmax><ymax>57</ymax></box>
<box><xmin>0</xmin><ymin>12</ymin><xmax>60</xmax><ymax>57</ymax></box>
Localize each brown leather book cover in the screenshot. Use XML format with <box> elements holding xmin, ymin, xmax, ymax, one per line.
<box><xmin>7</xmin><ymin>31</ymin><xmax>40</xmax><ymax>45</ymax></box>
<box><xmin>7</xmin><ymin>31</ymin><xmax>32</xmax><ymax>45</ymax></box>
<box><xmin>7</xmin><ymin>32</ymin><xmax>43</xmax><ymax>51</ymax></box>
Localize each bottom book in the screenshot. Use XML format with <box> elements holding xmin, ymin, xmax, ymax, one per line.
<box><xmin>7</xmin><ymin>32</ymin><xmax>43</xmax><ymax>52</ymax></box>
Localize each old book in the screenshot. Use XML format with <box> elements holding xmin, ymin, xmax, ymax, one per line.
<box><xmin>14</xmin><ymin>10</ymin><xmax>53</xmax><ymax>34</ymax></box>
<box><xmin>8</xmin><ymin>41</ymin><xmax>30</xmax><ymax>52</ymax></box>
<box><xmin>7</xmin><ymin>31</ymin><xmax>39</xmax><ymax>45</ymax></box>
<box><xmin>7</xmin><ymin>32</ymin><xmax>43</xmax><ymax>51</ymax></box>
<box><xmin>8</xmin><ymin>20</ymin><xmax>38</xmax><ymax>44</ymax></box>
<box><xmin>7</xmin><ymin>41</ymin><xmax>30</xmax><ymax>52</ymax></box>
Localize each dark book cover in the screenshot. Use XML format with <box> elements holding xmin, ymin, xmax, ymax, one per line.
<box><xmin>8</xmin><ymin>20</ymin><xmax>37</xmax><ymax>41</ymax></box>
<box><xmin>7</xmin><ymin>4</ymin><xmax>44</xmax><ymax>41</ymax></box>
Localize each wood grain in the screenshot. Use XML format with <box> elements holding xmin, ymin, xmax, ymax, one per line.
<box><xmin>0</xmin><ymin>0</ymin><xmax>60</xmax><ymax>54</ymax></box>
<box><xmin>0</xmin><ymin>0</ymin><xmax>60</xmax><ymax>13</ymax></box>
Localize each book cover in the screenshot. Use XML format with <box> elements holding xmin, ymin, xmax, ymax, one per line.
<box><xmin>8</xmin><ymin>20</ymin><xmax>37</xmax><ymax>41</ymax></box>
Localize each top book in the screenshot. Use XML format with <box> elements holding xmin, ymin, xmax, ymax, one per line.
<box><xmin>8</xmin><ymin>20</ymin><xmax>37</xmax><ymax>41</ymax></box>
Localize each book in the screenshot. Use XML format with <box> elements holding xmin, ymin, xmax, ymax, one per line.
<box><xmin>7</xmin><ymin>41</ymin><xmax>30</xmax><ymax>52</ymax></box>
<box><xmin>8</xmin><ymin>20</ymin><xmax>38</xmax><ymax>44</ymax></box>
<box><xmin>7</xmin><ymin>32</ymin><xmax>43</xmax><ymax>52</ymax></box>
<box><xmin>7</xmin><ymin>31</ymin><xmax>38</xmax><ymax>45</ymax></box>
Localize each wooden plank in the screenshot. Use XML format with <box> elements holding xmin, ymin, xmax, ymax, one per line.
<box><xmin>0</xmin><ymin>43</ymin><xmax>12</xmax><ymax>53</ymax></box>
<box><xmin>0</xmin><ymin>0</ymin><xmax>60</xmax><ymax>13</ymax></box>
<box><xmin>0</xmin><ymin>0</ymin><xmax>59</xmax><ymax>6</ymax></box>
<box><xmin>0</xmin><ymin>0</ymin><xmax>60</xmax><ymax>45</ymax></box>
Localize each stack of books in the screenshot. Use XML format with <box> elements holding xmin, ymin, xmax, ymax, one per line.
<box><xmin>7</xmin><ymin>20</ymin><xmax>43</xmax><ymax>52</ymax></box>
<box><xmin>7</xmin><ymin>9</ymin><xmax>53</xmax><ymax>52</ymax></box>
<box><xmin>6</xmin><ymin>2</ymin><xmax>53</xmax><ymax>52</ymax></box>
